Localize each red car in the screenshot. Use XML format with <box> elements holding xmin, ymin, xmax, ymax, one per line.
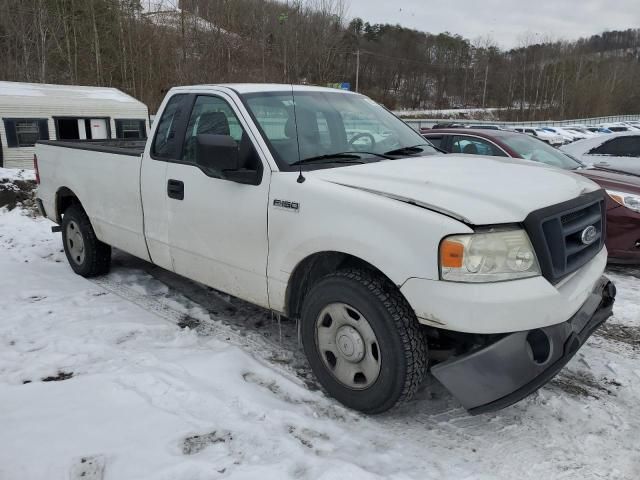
<box><xmin>422</xmin><ymin>128</ymin><xmax>640</xmax><ymax>264</ymax></box>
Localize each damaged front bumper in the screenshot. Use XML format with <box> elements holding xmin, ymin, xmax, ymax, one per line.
<box><xmin>431</xmin><ymin>276</ymin><xmax>616</xmax><ymax>415</ymax></box>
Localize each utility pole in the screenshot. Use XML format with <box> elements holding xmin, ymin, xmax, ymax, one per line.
<box><xmin>279</xmin><ymin>11</ymin><xmax>289</xmax><ymax>82</ymax></box>
<box><xmin>355</xmin><ymin>49</ymin><xmax>360</xmax><ymax>92</ymax></box>
<box><xmin>482</xmin><ymin>62</ymin><xmax>489</xmax><ymax>108</ymax></box>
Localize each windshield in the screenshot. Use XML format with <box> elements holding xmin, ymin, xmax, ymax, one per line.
<box><xmin>241</xmin><ymin>90</ymin><xmax>437</xmax><ymax>170</ymax></box>
<box><xmin>501</xmin><ymin>134</ymin><xmax>582</xmax><ymax>170</ymax></box>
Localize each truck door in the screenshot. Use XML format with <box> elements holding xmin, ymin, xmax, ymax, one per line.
<box><xmin>141</xmin><ymin>93</ymin><xmax>192</xmax><ymax>271</ymax></box>
<box><xmin>165</xmin><ymin>93</ymin><xmax>271</xmax><ymax>308</ymax></box>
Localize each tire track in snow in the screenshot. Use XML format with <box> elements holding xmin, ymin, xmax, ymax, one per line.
<box><xmin>89</xmin><ymin>254</ymin><xmax>480</xmax><ymax>429</ymax></box>
<box><xmin>88</xmin><ymin>268</ymin><xmax>319</xmax><ymax>392</ymax></box>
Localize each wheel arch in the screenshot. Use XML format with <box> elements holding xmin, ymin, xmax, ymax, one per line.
<box><xmin>55</xmin><ymin>186</ymin><xmax>83</xmax><ymax>223</ymax></box>
<box><xmin>285</xmin><ymin>250</ymin><xmax>404</xmax><ymax>320</ymax></box>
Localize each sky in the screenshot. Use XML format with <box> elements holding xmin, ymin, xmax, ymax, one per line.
<box><xmin>345</xmin><ymin>0</ymin><xmax>640</xmax><ymax>49</ymax></box>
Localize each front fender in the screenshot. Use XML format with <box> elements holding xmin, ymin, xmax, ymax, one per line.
<box><xmin>266</xmin><ymin>173</ymin><xmax>472</xmax><ymax>312</ymax></box>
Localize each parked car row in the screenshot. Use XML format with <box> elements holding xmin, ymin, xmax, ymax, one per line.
<box><xmin>422</xmin><ymin>128</ymin><xmax>640</xmax><ymax>264</ymax></box>
<box><xmin>426</xmin><ymin>121</ymin><xmax>640</xmax><ymax>147</ymax></box>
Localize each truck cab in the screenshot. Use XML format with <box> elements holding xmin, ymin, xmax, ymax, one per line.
<box><xmin>35</xmin><ymin>84</ymin><xmax>615</xmax><ymax>414</ymax></box>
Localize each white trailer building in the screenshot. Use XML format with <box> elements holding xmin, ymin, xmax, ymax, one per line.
<box><xmin>0</xmin><ymin>81</ymin><xmax>149</xmax><ymax>169</ymax></box>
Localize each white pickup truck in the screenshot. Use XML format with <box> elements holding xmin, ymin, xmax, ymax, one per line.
<box><xmin>35</xmin><ymin>84</ymin><xmax>616</xmax><ymax>414</ymax></box>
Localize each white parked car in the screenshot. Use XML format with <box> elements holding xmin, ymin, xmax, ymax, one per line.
<box><xmin>561</xmin><ymin>127</ymin><xmax>592</xmax><ymax>139</ymax></box>
<box><xmin>514</xmin><ymin>127</ymin><xmax>564</xmax><ymax>146</ymax></box>
<box><xmin>35</xmin><ymin>84</ymin><xmax>615</xmax><ymax>415</ymax></box>
<box><xmin>543</xmin><ymin>127</ymin><xmax>581</xmax><ymax>143</ymax></box>
<box><xmin>561</xmin><ymin>132</ymin><xmax>640</xmax><ymax>175</ymax></box>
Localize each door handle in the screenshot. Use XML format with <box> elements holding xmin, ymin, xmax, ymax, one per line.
<box><xmin>167</xmin><ymin>179</ymin><xmax>184</xmax><ymax>200</ymax></box>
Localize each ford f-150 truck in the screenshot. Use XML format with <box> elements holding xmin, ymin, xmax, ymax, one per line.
<box><xmin>35</xmin><ymin>84</ymin><xmax>616</xmax><ymax>414</ymax></box>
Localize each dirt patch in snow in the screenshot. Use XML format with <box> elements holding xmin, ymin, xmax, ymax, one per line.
<box><xmin>594</xmin><ymin>322</ymin><xmax>640</xmax><ymax>350</ymax></box>
<box><xmin>177</xmin><ymin>314</ymin><xmax>201</xmax><ymax>330</ymax></box>
<box><xmin>69</xmin><ymin>455</ymin><xmax>105</xmax><ymax>480</ymax></box>
<box><xmin>242</xmin><ymin>371</ymin><xmax>305</xmax><ymax>405</ymax></box>
<box><xmin>287</xmin><ymin>425</ymin><xmax>330</xmax><ymax>450</ymax></box>
<box><xmin>42</xmin><ymin>371</ymin><xmax>74</xmax><ymax>382</ymax></box>
<box><xmin>0</xmin><ymin>177</ymin><xmax>37</xmax><ymax>213</ymax></box>
<box><xmin>549</xmin><ymin>370</ymin><xmax>621</xmax><ymax>399</ymax></box>
<box><xmin>182</xmin><ymin>430</ymin><xmax>233</xmax><ymax>455</ymax></box>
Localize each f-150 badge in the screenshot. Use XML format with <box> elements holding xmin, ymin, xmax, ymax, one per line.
<box><xmin>273</xmin><ymin>199</ymin><xmax>300</xmax><ymax>212</ymax></box>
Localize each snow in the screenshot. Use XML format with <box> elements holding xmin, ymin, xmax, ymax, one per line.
<box><xmin>1</xmin><ymin>201</ymin><xmax>640</xmax><ymax>479</ymax></box>
<box><xmin>0</xmin><ymin>81</ymin><xmax>141</xmax><ymax>104</ymax></box>
<box><xmin>141</xmin><ymin>0</ymin><xmax>235</xmax><ymax>38</ymax></box>
<box><xmin>394</xmin><ymin>107</ymin><xmax>503</xmax><ymax>117</ymax></box>
<box><xmin>0</xmin><ymin>167</ymin><xmax>36</xmax><ymax>182</ymax></box>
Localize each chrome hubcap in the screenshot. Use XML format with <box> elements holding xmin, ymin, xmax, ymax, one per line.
<box><xmin>66</xmin><ymin>220</ymin><xmax>85</xmax><ymax>265</ymax></box>
<box><xmin>315</xmin><ymin>303</ymin><xmax>381</xmax><ymax>390</ymax></box>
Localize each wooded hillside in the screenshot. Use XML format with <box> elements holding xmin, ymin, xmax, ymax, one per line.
<box><xmin>1</xmin><ymin>0</ymin><xmax>638</xmax><ymax>119</ymax></box>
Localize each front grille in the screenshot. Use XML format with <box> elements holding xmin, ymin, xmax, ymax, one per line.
<box><xmin>524</xmin><ymin>190</ymin><xmax>606</xmax><ymax>284</ymax></box>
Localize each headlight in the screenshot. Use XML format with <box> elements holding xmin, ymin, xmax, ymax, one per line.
<box><xmin>607</xmin><ymin>190</ymin><xmax>640</xmax><ymax>213</ymax></box>
<box><xmin>440</xmin><ymin>229</ymin><xmax>540</xmax><ymax>282</ymax></box>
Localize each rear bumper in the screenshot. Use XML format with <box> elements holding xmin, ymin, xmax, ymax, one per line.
<box><xmin>431</xmin><ymin>276</ymin><xmax>616</xmax><ymax>414</ymax></box>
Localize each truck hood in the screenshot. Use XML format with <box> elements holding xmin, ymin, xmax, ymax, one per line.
<box><xmin>309</xmin><ymin>155</ymin><xmax>600</xmax><ymax>225</ymax></box>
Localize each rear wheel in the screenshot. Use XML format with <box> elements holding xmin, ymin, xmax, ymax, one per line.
<box><xmin>61</xmin><ymin>204</ymin><xmax>111</xmax><ymax>277</ymax></box>
<box><xmin>300</xmin><ymin>269</ymin><xmax>428</xmax><ymax>413</ymax></box>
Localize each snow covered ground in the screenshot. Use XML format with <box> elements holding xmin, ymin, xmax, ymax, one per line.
<box><xmin>394</xmin><ymin>107</ymin><xmax>501</xmax><ymax>116</ymax></box>
<box><xmin>394</xmin><ymin>107</ymin><xmax>504</xmax><ymax>120</ymax></box>
<box><xmin>1</xmin><ymin>180</ymin><xmax>640</xmax><ymax>479</ymax></box>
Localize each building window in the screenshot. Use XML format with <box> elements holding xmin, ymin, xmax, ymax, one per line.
<box><xmin>15</xmin><ymin>121</ymin><xmax>40</xmax><ymax>146</ymax></box>
<box><xmin>3</xmin><ymin>118</ymin><xmax>49</xmax><ymax>148</ymax></box>
<box><xmin>54</xmin><ymin>117</ymin><xmax>110</xmax><ymax>140</ymax></box>
<box><xmin>115</xmin><ymin>119</ymin><xmax>147</xmax><ymax>139</ymax></box>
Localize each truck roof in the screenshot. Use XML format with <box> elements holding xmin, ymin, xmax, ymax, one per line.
<box><xmin>171</xmin><ymin>83</ymin><xmax>359</xmax><ymax>95</ymax></box>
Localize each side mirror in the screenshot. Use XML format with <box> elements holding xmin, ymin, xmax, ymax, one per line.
<box><xmin>196</xmin><ymin>134</ymin><xmax>239</xmax><ymax>173</ymax></box>
<box><xmin>195</xmin><ymin>134</ymin><xmax>261</xmax><ymax>185</ymax></box>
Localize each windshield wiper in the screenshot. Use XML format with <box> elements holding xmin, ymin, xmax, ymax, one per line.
<box><xmin>290</xmin><ymin>151</ymin><xmax>388</xmax><ymax>166</ymax></box>
<box><xmin>384</xmin><ymin>144</ymin><xmax>430</xmax><ymax>156</ymax></box>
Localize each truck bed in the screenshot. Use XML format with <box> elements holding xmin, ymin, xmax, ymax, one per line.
<box><xmin>37</xmin><ymin>139</ymin><xmax>146</xmax><ymax>157</ymax></box>
<box><xmin>36</xmin><ymin>138</ymin><xmax>150</xmax><ymax>263</ymax></box>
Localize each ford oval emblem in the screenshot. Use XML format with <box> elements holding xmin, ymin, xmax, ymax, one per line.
<box><xmin>581</xmin><ymin>225</ymin><xmax>598</xmax><ymax>245</ymax></box>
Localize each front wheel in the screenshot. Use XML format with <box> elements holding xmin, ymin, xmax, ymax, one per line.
<box><xmin>61</xmin><ymin>204</ymin><xmax>111</xmax><ymax>277</ymax></box>
<box><xmin>300</xmin><ymin>269</ymin><xmax>428</xmax><ymax>413</ymax></box>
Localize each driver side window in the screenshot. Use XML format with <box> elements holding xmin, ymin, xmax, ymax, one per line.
<box><xmin>182</xmin><ymin>95</ymin><xmax>244</xmax><ymax>164</ymax></box>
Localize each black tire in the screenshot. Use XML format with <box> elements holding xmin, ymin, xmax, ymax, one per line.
<box><xmin>300</xmin><ymin>268</ymin><xmax>428</xmax><ymax>414</ymax></box>
<box><xmin>61</xmin><ymin>204</ymin><xmax>111</xmax><ymax>277</ymax></box>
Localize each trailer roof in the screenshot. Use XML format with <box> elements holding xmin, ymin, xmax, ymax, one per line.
<box><xmin>0</xmin><ymin>81</ymin><xmax>143</xmax><ymax>105</ymax></box>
